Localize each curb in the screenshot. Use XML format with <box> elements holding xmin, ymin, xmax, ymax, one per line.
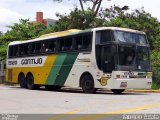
<box><xmin>126</xmin><ymin>89</ymin><xmax>160</xmax><ymax>93</ymax></box>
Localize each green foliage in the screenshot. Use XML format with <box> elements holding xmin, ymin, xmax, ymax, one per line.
<box><xmin>53</xmin><ymin>8</ymin><xmax>104</xmax><ymax>31</ymax></box>
<box><xmin>0</xmin><ymin>31</ymin><xmax>3</xmax><ymax>36</ymax></box>
<box><xmin>7</xmin><ymin>19</ymin><xmax>35</xmax><ymax>40</ymax></box>
<box><xmin>104</xmin><ymin>6</ymin><xmax>160</xmax><ymax>50</ymax></box>
<box><xmin>0</xmin><ymin>19</ymin><xmax>50</xmax><ymax>60</ymax></box>
<box><xmin>152</xmin><ymin>66</ymin><xmax>160</xmax><ymax>89</ymax></box>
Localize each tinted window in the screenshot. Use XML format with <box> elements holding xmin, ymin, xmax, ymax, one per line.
<box><xmin>29</xmin><ymin>42</ymin><xmax>41</xmax><ymax>54</ymax></box>
<box><xmin>96</xmin><ymin>30</ymin><xmax>112</xmax><ymax>44</ymax></box>
<box><xmin>9</xmin><ymin>45</ymin><xmax>18</xmax><ymax>58</ymax></box>
<box><xmin>59</xmin><ymin>38</ymin><xmax>72</xmax><ymax>52</ymax></box>
<box><xmin>42</xmin><ymin>40</ymin><xmax>56</xmax><ymax>53</ymax></box>
<box><xmin>75</xmin><ymin>33</ymin><xmax>92</xmax><ymax>51</ymax></box>
<box><xmin>19</xmin><ymin>44</ymin><xmax>29</xmax><ymax>56</ymax></box>
<box><xmin>114</xmin><ymin>31</ymin><xmax>148</xmax><ymax>44</ymax></box>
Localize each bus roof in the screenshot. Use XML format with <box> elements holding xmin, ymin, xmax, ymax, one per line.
<box><xmin>8</xmin><ymin>27</ymin><xmax>145</xmax><ymax>46</ymax></box>
<box><xmin>40</xmin><ymin>29</ymin><xmax>82</xmax><ymax>38</ymax></box>
<box><xmin>9</xmin><ymin>29</ymin><xmax>82</xmax><ymax>45</ymax></box>
<box><xmin>92</xmin><ymin>27</ymin><xmax>145</xmax><ymax>34</ymax></box>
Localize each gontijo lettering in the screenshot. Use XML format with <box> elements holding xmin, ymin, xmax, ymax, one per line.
<box><xmin>21</xmin><ymin>58</ymin><xmax>42</xmax><ymax>65</ymax></box>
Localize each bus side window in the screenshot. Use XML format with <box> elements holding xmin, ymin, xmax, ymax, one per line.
<box><xmin>58</xmin><ymin>39</ymin><xmax>64</xmax><ymax>51</ymax></box>
<box><xmin>59</xmin><ymin>38</ymin><xmax>72</xmax><ymax>52</ymax></box>
<box><xmin>64</xmin><ymin>38</ymin><xmax>72</xmax><ymax>51</ymax></box>
<box><xmin>101</xmin><ymin>30</ymin><xmax>112</xmax><ymax>43</ymax></box>
<box><xmin>14</xmin><ymin>46</ymin><xmax>19</xmax><ymax>57</ymax></box>
<box><xmin>35</xmin><ymin>42</ymin><xmax>41</xmax><ymax>54</ymax></box>
<box><xmin>83</xmin><ymin>34</ymin><xmax>92</xmax><ymax>49</ymax></box>
<box><xmin>42</xmin><ymin>42</ymin><xmax>46</xmax><ymax>53</ymax></box>
<box><xmin>75</xmin><ymin>34</ymin><xmax>92</xmax><ymax>51</ymax></box>
<box><xmin>29</xmin><ymin>43</ymin><xmax>36</xmax><ymax>54</ymax></box>
<box><xmin>19</xmin><ymin>44</ymin><xmax>28</xmax><ymax>56</ymax></box>
<box><xmin>9</xmin><ymin>46</ymin><xmax>14</xmax><ymax>58</ymax></box>
<box><xmin>75</xmin><ymin>36</ymin><xmax>83</xmax><ymax>50</ymax></box>
<box><xmin>48</xmin><ymin>40</ymin><xmax>56</xmax><ymax>53</ymax></box>
<box><xmin>23</xmin><ymin>44</ymin><xmax>29</xmax><ymax>56</ymax></box>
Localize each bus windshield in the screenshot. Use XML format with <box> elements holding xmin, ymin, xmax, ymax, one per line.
<box><xmin>114</xmin><ymin>30</ymin><xmax>148</xmax><ymax>44</ymax></box>
<box><xmin>117</xmin><ymin>45</ymin><xmax>150</xmax><ymax>71</ymax></box>
<box><xmin>95</xmin><ymin>29</ymin><xmax>151</xmax><ymax>73</ymax></box>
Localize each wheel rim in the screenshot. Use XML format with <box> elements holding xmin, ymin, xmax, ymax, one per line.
<box><xmin>84</xmin><ymin>80</ymin><xmax>92</xmax><ymax>89</ymax></box>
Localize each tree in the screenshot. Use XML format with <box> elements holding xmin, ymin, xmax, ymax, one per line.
<box><xmin>0</xmin><ymin>19</ymin><xmax>48</xmax><ymax>60</ymax></box>
<box><xmin>0</xmin><ymin>31</ymin><xmax>3</xmax><ymax>36</ymax></box>
<box><xmin>7</xmin><ymin>19</ymin><xmax>36</xmax><ymax>41</ymax></box>
<box><xmin>53</xmin><ymin>0</ymin><xmax>110</xmax><ymax>16</ymax></box>
<box><xmin>53</xmin><ymin>8</ymin><xmax>102</xmax><ymax>31</ymax></box>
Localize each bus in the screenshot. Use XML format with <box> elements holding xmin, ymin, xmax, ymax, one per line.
<box><xmin>6</xmin><ymin>27</ymin><xmax>152</xmax><ymax>94</ymax></box>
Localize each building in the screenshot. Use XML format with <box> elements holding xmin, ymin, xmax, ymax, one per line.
<box><xmin>34</xmin><ymin>12</ymin><xmax>57</xmax><ymax>28</ymax></box>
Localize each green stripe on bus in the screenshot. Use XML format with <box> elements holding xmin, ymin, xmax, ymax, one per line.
<box><xmin>54</xmin><ymin>53</ymin><xmax>78</xmax><ymax>86</ymax></box>
<box><xmin>46</xmin><ymin>54</ymin><xmax>67</xmax><ymax>85</ymax></box>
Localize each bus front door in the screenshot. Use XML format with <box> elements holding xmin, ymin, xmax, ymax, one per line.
<box><xmin>101</xmin><ymin>46</ymin><xmax>115</xmax><ymax>73</ymax></box>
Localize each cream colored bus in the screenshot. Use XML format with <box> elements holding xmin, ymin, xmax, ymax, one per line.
<box><xmin>6</xmin><ymin>27</ymin><xmax>152</xmax><ymax>94</ymax></box>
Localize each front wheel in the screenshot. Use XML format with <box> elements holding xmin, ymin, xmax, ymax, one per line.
<box><xmin>111</xmin><ymin>89</ymin><xmax>125</xmax><ymax>94</ymax></box>
<box><xmin>81</xmin><ymin>75</ymin><xmax>97</xmax><ymax>94</ymax></box>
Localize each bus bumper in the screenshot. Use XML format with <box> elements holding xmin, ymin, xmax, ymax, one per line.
<box><xmin>111</xmin><ymin>78</ymin><xmax>152</xmax><ymax>89</ymax></box>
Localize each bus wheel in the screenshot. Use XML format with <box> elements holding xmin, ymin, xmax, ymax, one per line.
<box><xmin>45</xmin><ymin>85</ymin><xmax>61</xmax><ymax>91</ymax></box>
<box><xmin>26</xmin><ymin>74</ymin><xmax>35</xmax><ymax>90</ymax></box>
<box><xmin>18</xmin><ymin>73</ymin><xmax>27</xmax><ymax>88</ymax></box>
<box><xmin>81</xmin><ymin>75</ymin><xmax>96</xmax><ymax>93</ymax></box>
<box><xmin>111</xmin><ymin>89</ymin><xmax>125</xmax><ymax>94</ymax></box>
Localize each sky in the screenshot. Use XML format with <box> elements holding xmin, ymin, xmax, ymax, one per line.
<box><xmin>0</xmin><ymin>0</ymin><xmax>160</xmax><ymax>33</ymax></box>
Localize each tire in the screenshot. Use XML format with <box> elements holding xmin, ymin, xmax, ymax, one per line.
<box><xmin>81</xmin><ymin>75</ymin><xmax>96</xmax><ymax>93</ymax></box>
<box><xmin>111</xmin><ymin>89</ymin><xmax>125</xmax><ymax>94</ymax></box>
<box><xmin>26</xmin><ymin>74</ymin><xmax>35</xmax><ymax>90</ymax></box>
<box><xmin>45</xmin><ymin>85</ymin><xmax>61</xmax><ymax>91</ymax></box>
<box><xmin>18</xmin><ymin>73</ymin><xmax>27</xmax><ymax>88</ymax></box>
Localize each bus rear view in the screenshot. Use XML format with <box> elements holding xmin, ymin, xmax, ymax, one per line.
<box><xmin>95</xmin><ymin>27</ymin><xmax>152</xmax><ymax>94</ymax></box>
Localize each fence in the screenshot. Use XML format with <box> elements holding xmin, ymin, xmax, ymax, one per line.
<box><xmin>0</xmin><ymin>61</ymin><xmax>6</xmax><ymax>83</ymax></box>
<box><xmin>152</xmin><ymin>66</ymin><xmax>160</xmax><ymax>89</ymax></box>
